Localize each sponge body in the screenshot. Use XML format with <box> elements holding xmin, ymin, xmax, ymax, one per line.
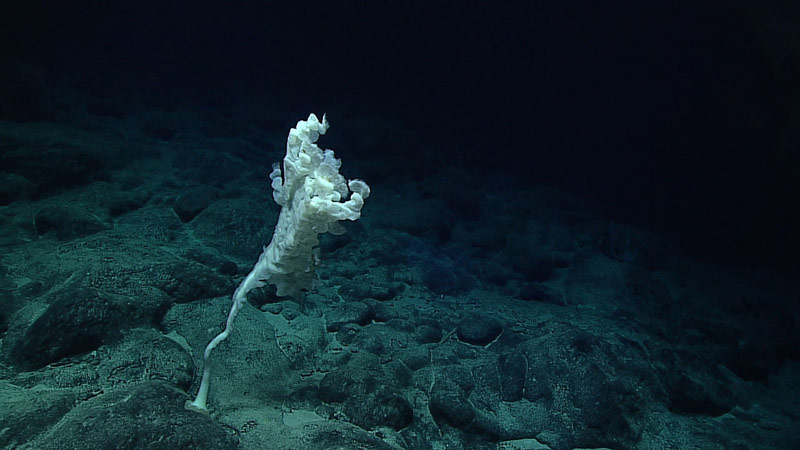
<box><xmin>187</xmin><ymin>113</ymin><xmax>369</xmax><ymax>412</ymax></box>
<box><xmin>262</xmin><ymin>113</ymin><xmax>369</xmax><ymax>297</ymax></box>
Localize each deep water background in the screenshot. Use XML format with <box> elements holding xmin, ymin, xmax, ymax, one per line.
<box><xmin>1</xmin><ymin>0</ymin><xmax>798</xmax><ymax>274</ymax></box>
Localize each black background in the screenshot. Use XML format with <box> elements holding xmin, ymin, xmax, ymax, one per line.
<box><xmin>2</xmin><ymin>0</ymin><xmax>797</xmax><ymax>275</ymax></box>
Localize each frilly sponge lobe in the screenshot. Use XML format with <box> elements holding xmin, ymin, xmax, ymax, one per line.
<box><xmin>261</xmin><ymin>113</ymin><xmax>369</xmax><ymax>297</ymax></box>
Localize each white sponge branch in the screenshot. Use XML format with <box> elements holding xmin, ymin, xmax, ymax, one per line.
<box><xmin>187</xmin><ymin>114</ymin><xmax>369</xmax><ymax>413</ymax></box>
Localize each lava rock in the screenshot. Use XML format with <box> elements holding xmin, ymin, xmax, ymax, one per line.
<box><xmin>456</xmin><ymin>314</ymin><xmax>503</xmax><ymax>346</ymax></box>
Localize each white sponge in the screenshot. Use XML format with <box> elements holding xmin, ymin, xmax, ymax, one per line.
<box><xmin>262</xmin><ymin>113</ymin><xmax>370</xmax><ymax>297</ymax></box>
<box><xmin>187</xmin><ymin>114</ymin><xmax>369</xmax><ymax>413</ymax></box>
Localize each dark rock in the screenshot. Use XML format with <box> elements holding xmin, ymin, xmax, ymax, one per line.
<box><xmin>0</xmin><ymin>173</ymin><xmax>34</xmax><ymax>205</ymax></box>
<box><xmin>597</xmin><ymin>225</ymin><xmax>668</xmax><ymax>269</ymax></box>
<box><xmin>348</xmin><ymin>326</ymin><xmax>388</xmax><ymax>355</ymax></box>
<box><xmin>337</xmin><ymin>323</ymin><xmax>362</xmax><ymax>346</ymax></box>
<box><xmin>497</xmin><ymin>353</ymin><xmax>527</xmax><ymax>402</ymax></box>
<box><xmin>318</xmin><ymin>358</ymin><xmax>413</xmax><ymax>431</ymax></box>
<box><xmin>28</xmin><ymin>381</ymin><xmax>238</xmax><ymax>450</ymax></box>
<box><xmin>338</xmin><ymin>280</ymin><xmax>403</xmax><ymax>301</ymax></box>
<box><xmin>663</xmin><ymin>371</ymin><xmax>735</xmax><ymax>416</ymax></box>
<box><xmin>456</xmin><ymin>314</ymin><xmax>503</xmax><ymax>346</ymax></box>
<box><xmin>441</xmin><ymin>365</ymin><xmax>476</xmax><ymax>393</ymax></box>
<box><xmin>343</xmin><ymin>390</ymin><xmax>413</xmax><ymax>431</ymax></box>
<box><xmin>97</xmin><ymin>329</ymin><xmax>194</xmax><ymax>391</ymax></box>
<box><xmin>429</xmin><ymin>385</ymin><xmax>475</xmax><ymax>428</ymax></box>
<box><xmin>422</xmin><ymin>263</ymin><xmax>476</xmax><ymax>296</ymax></box>
<box><xmin>33</xmin><ymin>205</ymin><xmax>112</xmax><ymax>240</ymax></box>
<box><xmin>173</xmin><ymin>186</ymin><xmax>219</xmax><ymax>222</ymax></box>
<box><xmin>370</xmin><ymin>302</ymin><xmax>399</xmax><ymax>322</ymax></box>
<box><xmin>173</xmin><ymin>148</ymin><xmax>249</xmax><ymax>185</ymax></box>
<box><xmin>516</xmin><ymin>323</ymin><xmax>643</xmax><ymax>449</ymax></box>
<box><xmin>218</xmin><ymin>260</ymin><xmax>239</xmax><ymax>276</ymax></box>
<box><xmin>402</xmin><ymin>348</ymin><xmax>430</xmax><ymax>371</ymax></box>
<box><xmin>158</xmin><ymin>262</ymin><xmax>234</xmax><ymax>303</ymax></box>
<box><xmin>326</xmin><ymin>302</ymin><xmax>373</xmax><ymax>332</ymax></box>
<box><xmin>415</xmin><ymin>323</ymin><xmax>442</xmax><ymax>344</ymax></box>
<box><xmin>12</xmin><ymin>287</ymin><xmax>133</xmax><ymax>370</ymax></box>
<box><xmin>0</xmin><ymin>140</ymin><xmax>117</xmax><ymax>197</ymax></box>
<box><xmin>319</xmin><ymin>365</ymin><xmax>371</xmax><ymax>404</ymax></box>
<box><xmin>386</xmin><ymin>319</ymin><xmax>415</xmax><ymax>332</ymax></box>
<box><xmin>519</xmin><ymin>282</ymin><xmax>563</xmax><ymax>304</ymax></box>
<box><xmin>191</xmin><ymin>198</ymin><xmax>275</xmax><ymax>260</ymax></box>
<box><xmin>297</xmin><ymin>420</ymin><xmax>398</xmax><ymax>449</ymax></box>
<box><xmin>513</xmin><ymin>255</ymin><xmax>555</xmax><ymax>282</ymax></box>
<box><xmin>0</xmin><ymin>380</ymin><xmax>81</xmax><ymax>448</ymax></box>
